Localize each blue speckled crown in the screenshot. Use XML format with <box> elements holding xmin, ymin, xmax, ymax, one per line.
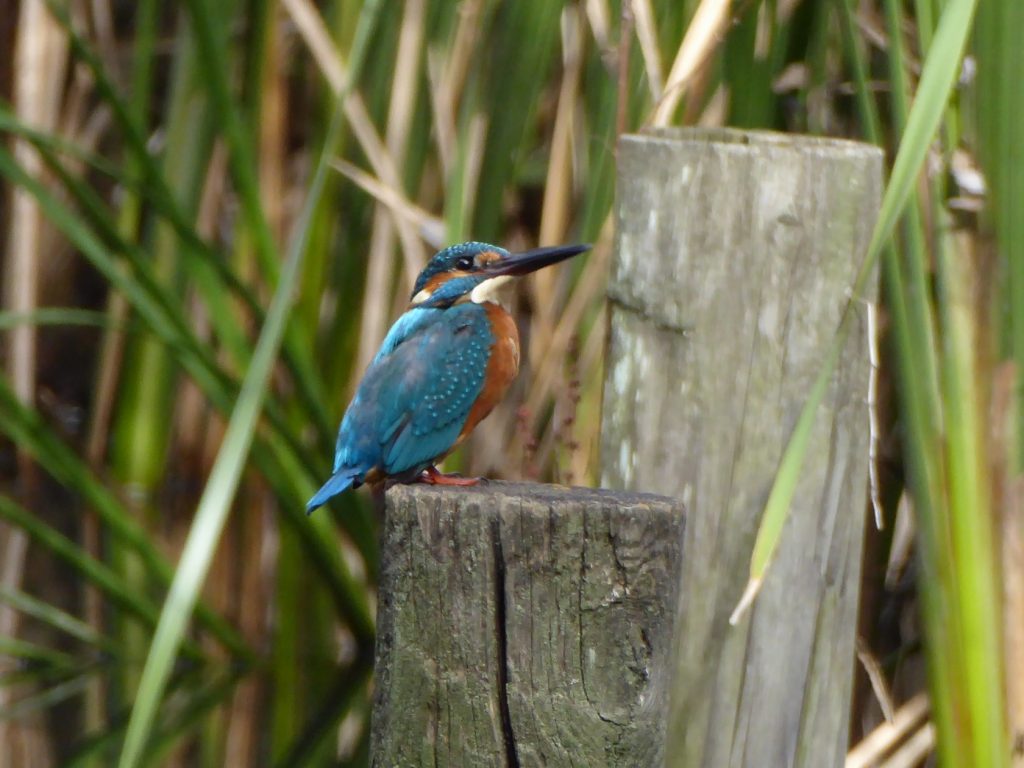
<box><xmin>411</xmin><ymin>241</ymin><xmax>509</xmax><ymax>297</ymax></box>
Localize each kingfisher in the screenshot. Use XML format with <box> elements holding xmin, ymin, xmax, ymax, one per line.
<box><xmin>306</xmin><ymin>240</ymin><xmax>590</xmax><ymax>513</ymax></box>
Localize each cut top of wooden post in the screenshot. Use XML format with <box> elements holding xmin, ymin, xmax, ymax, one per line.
<box><xmin>372</xmin><ymin>481</ymin><xmax>685</xmax><ymax>768</ymax></box>
<box><xmin>612</xmin><ymin>127</ymin><xmax>883</xmax><ymax>335</ymax></box>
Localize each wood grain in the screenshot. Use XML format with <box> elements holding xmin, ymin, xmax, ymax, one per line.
<box><xmin>372</xmin><ymin>481</ymin><xmax>684</xmax><ymax>767</ymax></box>
<box><xmin>601</xmin><ymin>127</ymin><xmax>883</xmax><ymax>767</ymax></box>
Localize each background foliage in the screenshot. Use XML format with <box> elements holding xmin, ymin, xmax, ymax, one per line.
<box><xmin>0</xmin><ymin>0</ymin><xmax>1019</xmax><ymax>765</ymax></box>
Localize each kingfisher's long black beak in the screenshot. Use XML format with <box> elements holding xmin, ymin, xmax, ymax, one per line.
<box><xmin>485</xmin><ymin>243</ymin><xmax>591</xmax><ymax>277</ymax></box>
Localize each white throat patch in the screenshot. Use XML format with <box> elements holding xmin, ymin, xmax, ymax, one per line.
<box><xmin>469</xmin><ymin>275</ymin><xmax>514</xmax><ymax>308</ymax></box>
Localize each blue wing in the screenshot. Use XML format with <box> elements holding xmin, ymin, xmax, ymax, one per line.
<box><xmin>333</xmin><ymin>303</ymin><xmax>494</xmax><ymax>479</ymax></box>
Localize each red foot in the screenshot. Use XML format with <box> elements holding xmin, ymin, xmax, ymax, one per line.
<box><xmin>416</xmin><ymin>466</ymin><xmax>481</xmax><ymax>487</ymax></box>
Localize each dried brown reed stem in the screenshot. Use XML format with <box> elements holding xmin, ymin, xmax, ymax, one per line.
<box><xmin>1</xmin><ymin>4</ymin><xmax>68</xmax><ymax>764</ymax></box>
<box><xmin>427</xmin><ymin>0</ymin><xmax>483</xmax><ymax>177</ymax></box>
<box><xmin>330</xmin><ymin>158</ymin><xmax>443</xmax><ymax>241</ymax></box>
<box><xmin>632</xmin><ymin>0</ymin><xmax>665</xmax><ymax>100</ymax></box>
<box><xmin>651</xmin><ymin>0</ymin><xmax>732</xmax><ymax>126</ymax></box>
<box><xmin>993</xmin><ymin>362</ymin><xmax>1024</xmax><ymax>762</ymax></box>
<box><xmin>522</xmin><ymin>222</ymin><xmax>612</xmax><ymax>431</ymax></box>
<box><xmin>846</xmin><ymin>693</ymin><xmax>931</xmax><ymax>768</ymax></box>
<box><xmin>358</xmin><ymin>0</ymin><xmax>427</xmax><ymax>376</ymax></box>
<box><xmin>281</xmin><ymin>0</ymin><xmax>426</xmax><ymax>286</ymax></box>
<box><xmin>535</xmin><ymin>4</ymin><xmax>585</xmax><ymax>354</ymax></box>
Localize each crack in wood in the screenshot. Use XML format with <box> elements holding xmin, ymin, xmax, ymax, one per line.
<box><xmin>491</xmin><ymin>517</ymin><xmax>520</xmax><ymax>768</ymax></box>
<box><xmin>606</xmin><ymin>288</ymin><xmax>695</xmax><ymax>337</ymax></box>
<box><xmin>374</xmin><ymin>483</ymin><xmax>683</xmax><ymax>765</ymax></box>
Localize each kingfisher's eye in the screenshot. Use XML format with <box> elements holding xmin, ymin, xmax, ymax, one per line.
<box><xmin>455</xmin><ymin>257</ymin><xmax>474</xmax><ymax>270</ymax></box>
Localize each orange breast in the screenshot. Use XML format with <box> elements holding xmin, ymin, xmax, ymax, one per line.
<box><xmin>455</xmin><ymin>303</ymin><xmax>520</xmax><ymax>445</ymax></box>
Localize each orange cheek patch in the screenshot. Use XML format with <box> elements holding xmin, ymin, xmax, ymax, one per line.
<box><xmin>424</xmin><ymin>270</ymin><xmax>476</xmax><ymax>294</ymax></box>
<box><xmin>423</xmin><ymin>273</ymin><xmax>449</xmax><ymax>294</ymax></box>
<box><xmin>476</xmin><ymin>250</ymin><xmax>503</xmax><ymax>266</ymax></box>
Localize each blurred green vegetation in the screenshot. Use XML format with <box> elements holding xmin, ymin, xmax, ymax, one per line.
<box><xmin>0</xmin><ymin>0</ymin><xmax>1020</xmax><ymax>765</ymax></box>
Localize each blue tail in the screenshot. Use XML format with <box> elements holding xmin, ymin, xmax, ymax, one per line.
<box><xmin>306</xmin><ymin>468</ymin><xmax>361</xmax><ymax>514</ymax></box>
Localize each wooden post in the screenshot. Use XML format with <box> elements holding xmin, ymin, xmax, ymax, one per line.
<box><xmin>601</xmin><ymin>128</ymin><xmax>882</xmax><ymax>767</ymax></box>
<box><xmin>371</xmin><ymin>481</ymin><xmax>684</xmax><ymax>767</ymax></box>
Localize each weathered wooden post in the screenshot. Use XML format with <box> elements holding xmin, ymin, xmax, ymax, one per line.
<box><xmin>602</xmin><ymin>127</ymin><xmax>882</xmax><ymax>766</ymax></box>
<box><xmin>371</xmin><ymin>482</ymin><xmax>684</xmax><ymax>766</ymax></box>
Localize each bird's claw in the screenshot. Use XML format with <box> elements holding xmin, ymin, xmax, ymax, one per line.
<box><xmin>417</xmin><ymin>466</ymin><xmax>481</xmax><ymax>486</ymax></box>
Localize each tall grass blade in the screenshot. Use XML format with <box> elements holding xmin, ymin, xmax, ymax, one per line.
<box><xmin>116</xmin><ymin>85</ymin><xmax>347</xmax><ymax>766</ymax></box>
<box><xmin>933</xmin><ymin>221</ymin><xmax>1008</xmax><ymax>765</ymax></box>
<box><xmin>975</xmin><ymin>1</ymin><xmax>1024</xmax><ymax>465</ymax></box>
<box><xmin>0</xmin><ymin>494</ymin><xmax>209</xmax><ymax>660</ymax></box>
<box><xmin>0</xmin><ymin>586</ymin><xmax>119</xmax><ymax>655</ymax></box>
<box><xmin>862</xmin><ymin>0</ymin><xmax>979</xmax><ymax>265</ymax></box>
<box><xmin>0</xmin><ymin>637</ymin><xmax>76</xmax><ymax>670</ymax></box>
<box><xmin>1</xmin><ymin>673</ymin><xmax>95</xmax><ymax>720</ymax></box>
<box><xmin>0</xmin><ymin>132</ymin><xmax>374</xmax><ymax>589</ymax></box>
<box><xmin>0</xmin><ymin>308</ymin><xmax>128</xmax><ymax>332</ymax></box>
